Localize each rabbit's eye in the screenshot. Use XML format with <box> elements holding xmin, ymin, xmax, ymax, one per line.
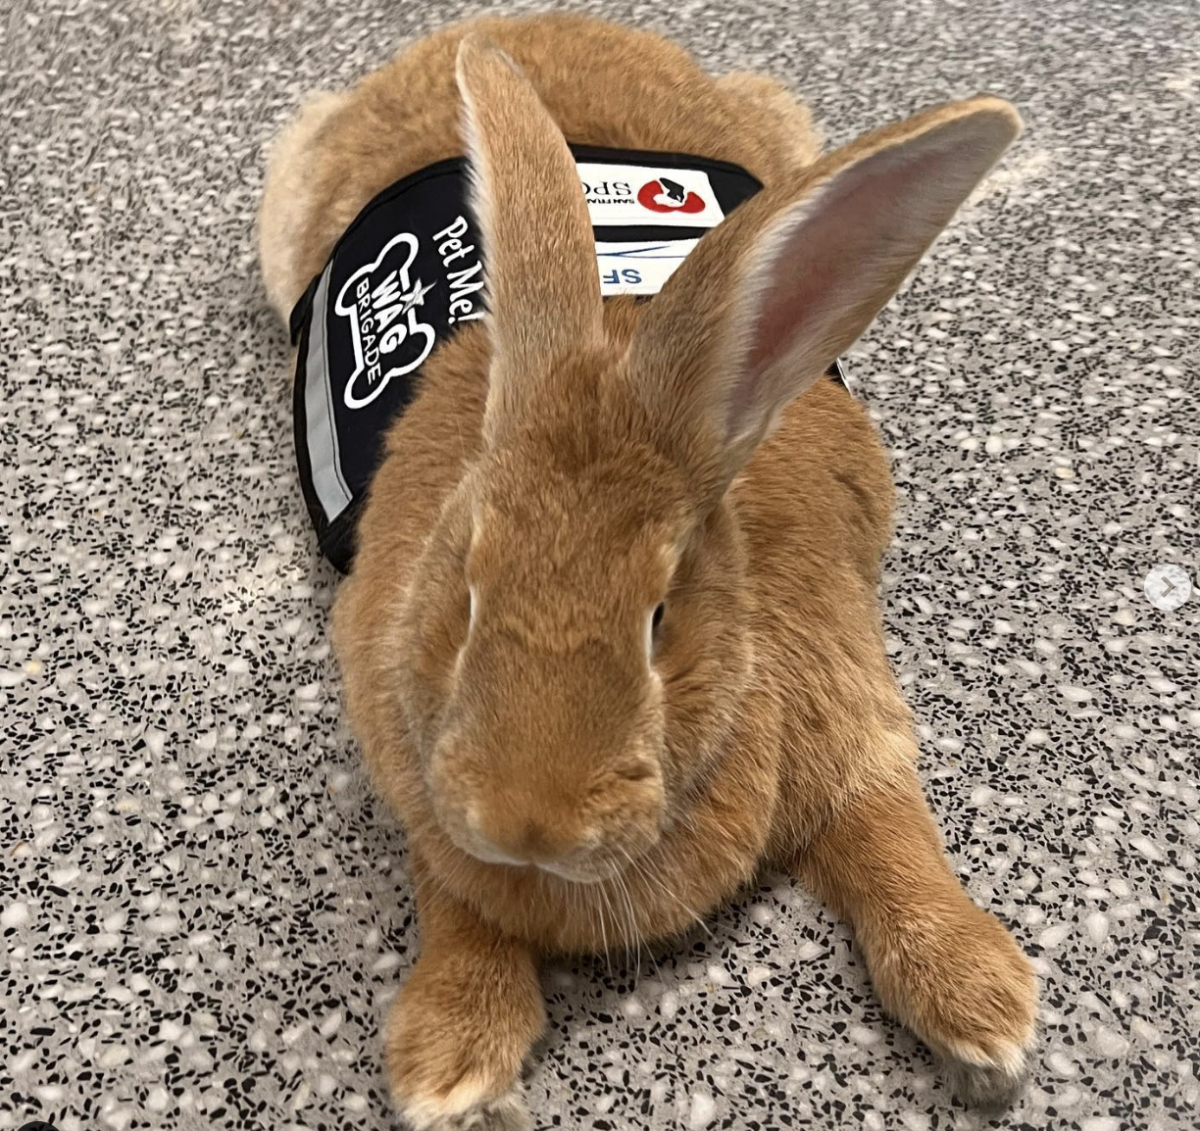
<box><xmin>644</xmin><ymin>602</ymin><xmax>666</xmax><ymax>666</ymax></box>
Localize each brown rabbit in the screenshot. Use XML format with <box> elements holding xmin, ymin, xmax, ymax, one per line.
<box><xmin>259</xmin><ymin>13</ymin><xmax>1037</xmax><ymax>1129</ymax></box>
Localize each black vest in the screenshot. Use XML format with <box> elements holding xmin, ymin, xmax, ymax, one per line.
<box><xmin>289</xmin><ymin>147</ymin><xmax>846</xmax><ymax>572</ymax></box>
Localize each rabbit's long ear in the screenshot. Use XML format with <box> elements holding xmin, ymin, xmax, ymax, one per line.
<box><xmin>628</xmin><ymin>96</ymin><xmax>1022</xmax><ymax>490</ymax></box>
<box><xmin>456</xmin><ymin>36</ymin><xmax>603</xmax><ymax>443</ymax></box>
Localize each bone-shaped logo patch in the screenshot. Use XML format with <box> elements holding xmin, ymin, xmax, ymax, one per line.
<box><xmin>334</xmin><ymin>233</ymin><xmax>437</xmax><ymax>410</ymax></box>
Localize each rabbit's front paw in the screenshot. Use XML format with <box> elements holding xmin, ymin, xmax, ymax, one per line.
<box><xmin>401</xmin><ymin>1083</ymin><xmax>531</xmax><ymax>1131</ymax></box>
<box><xmin>883</xmin><ymin>902</ymin><xmax>1039</xmax><ymax>1110</ymax></box>
<box><xmin>384</xmin><ymin>950</ymin><xmax>544</xmax><ymax>1131</ymax></box>
<box><xmin>797</xmin><ymin>779</ymin><xmax>1039</xmax><ymax>1111</ymax></box>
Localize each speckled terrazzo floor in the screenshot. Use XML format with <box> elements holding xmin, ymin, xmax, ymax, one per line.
<box><xmin>2</xmin><ymin>0</ymin><xmax>1198</xmax><ymax>1129</ymax></box>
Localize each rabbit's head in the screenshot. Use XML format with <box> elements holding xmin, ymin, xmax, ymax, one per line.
<box><xmin>396</xmin><ymin>38</ymin><xmax>1021</xmax><ymax>883</ymax></box>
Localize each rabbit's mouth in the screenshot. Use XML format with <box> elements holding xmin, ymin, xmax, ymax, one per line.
<box><xmin>456</xmin><ymin>833</ymin><xmax>632</xmax><ymax>886</ymax></box>
<box><xmin>442</xmin><ymin>811</ymin><xmax>649</xmax><ymax>886</ymax></box>
<box><xmin>535</xmin><ymin>858</ymin><xmax>621</xmax><ymax>885</ymax></box>
<box><xmin>439</xmin><ymin>814</ymin><xmax>631</xmax><ymax>885</ymax></box>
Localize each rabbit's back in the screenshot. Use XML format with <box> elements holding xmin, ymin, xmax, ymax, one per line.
<box><xmin>278</xmin><ymin>13</ymin><xmax>822</xmax><ymax>306</ymax></box>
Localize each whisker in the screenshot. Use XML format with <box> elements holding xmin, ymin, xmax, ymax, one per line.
<box><xmin>625</xmin><ymin>847</ymin><xmax>713</xmax><ymax>940</ymax></box>
<box><xmin>595</xmin><ymin>880</ymin><xmax>613</xmax><ymax>982</ymax></box>
<box><xmin>618</xmin><ymin>850</ymin><xmax>663</xmax><ymax>981</ymax></box>
<box><xmin>614</xmin><ymin>866</ymin><xmax>641</xmax><ymax>988</ymax></box>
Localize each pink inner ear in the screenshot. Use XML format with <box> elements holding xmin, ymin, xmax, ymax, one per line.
<box><xmin>730</xmin><ymin>141</ymin><xmax>963</xmax><ymax>436</ymax></box>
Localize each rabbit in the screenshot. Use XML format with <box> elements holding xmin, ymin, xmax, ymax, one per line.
<box><xmin>258</xmin><ymin>13</ymin><xmax>1037</xmax><ymax>1130</ymax></box>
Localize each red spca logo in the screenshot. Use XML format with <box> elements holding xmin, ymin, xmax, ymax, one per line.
<box><xmin>637</xmin><ymin>175</ymin><xmax>705</xmax><ymax>214</ymax></box>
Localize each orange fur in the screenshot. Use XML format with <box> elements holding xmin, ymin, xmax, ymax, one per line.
<box><xmin>258</xmin><ymin>13</ymin><xmax>1037</xmax><ymax>1128</ymax></box>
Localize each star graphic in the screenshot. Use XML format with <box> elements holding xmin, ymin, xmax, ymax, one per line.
<box><xmin>399</xmin><ymin>278</ymin><xmax>435</xmax><ymax>314</ymax></box>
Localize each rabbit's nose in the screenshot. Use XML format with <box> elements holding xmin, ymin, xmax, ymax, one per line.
<box><xmin>468</xmin><ymin>805</ymin><xmax>598</xmax><ymax>868</ymax></box>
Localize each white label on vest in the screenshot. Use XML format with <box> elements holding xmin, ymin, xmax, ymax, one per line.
<box><xmin>594</xmin><ymin>239</ymin><xmax>700</xmax><ymax>296</ymax></box>
<box><xmin>578</xmin><ymin>163</ymin><xmax>725</xmax><ymax>229</ymax></box>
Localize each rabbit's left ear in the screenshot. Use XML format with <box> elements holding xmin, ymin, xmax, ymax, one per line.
<box><xmin>628</xmin><ymin>96</ymin><xmax>1022</xmax><ymax>487</ymax></box>
<box><xmin>456</xmin><ymin>36</ymin><xmax>604</xmax><ymax>445</ymax></box>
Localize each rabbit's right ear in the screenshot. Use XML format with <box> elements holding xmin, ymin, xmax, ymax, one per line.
<box><xmin>628</xmin><ymin>96</ymin><xmax>1022</xmax><ymax>493</ymax></box>
<box><xmin>456</xmin><ymin>36</ymin><xmax>604</xmax><ymax>446</ymax></box>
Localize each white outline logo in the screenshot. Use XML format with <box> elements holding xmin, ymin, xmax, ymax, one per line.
<box><xmin>334</xmin><ymin>233</ymin><xmax>437</xmax><ymax>410</ymax></box>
